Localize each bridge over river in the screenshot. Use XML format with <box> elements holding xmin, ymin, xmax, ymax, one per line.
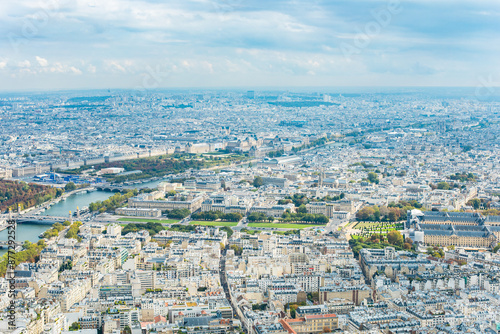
<box><xmin>0</xmin><ymin>240</ymin><xmax>24</xmax><ymax>250</ymax></box>
<box><xmin>95</xmin><ymin>183</ymin><xmax>152</xmax><ymax>192</ymax></box>
<box><xmin>16</xmin><ymin>216</ymin><xmax>67</xmax><ymax>225</ymax></box>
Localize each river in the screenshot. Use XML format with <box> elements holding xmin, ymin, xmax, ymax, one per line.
<box><xmin>0</xmin><ymin>223</ymin><xmax>51</xmax><ymax>256</ymax></box>
<box><xmin>42</xmin><ymin>190</ymin><xmax>113</xmax><ymax>217</ymax></box>
<box><xmin>41</xmin><ymin>178</ymin><xmax>163</xmax><ymax>217</ymax></box>
<box><xmin>0</xmin><ymin>178</ymin><xmax>164</xmax><ymax>256</ymax></box>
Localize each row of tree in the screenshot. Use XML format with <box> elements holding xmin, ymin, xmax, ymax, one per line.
<box><xmin>277</xmin><ymin>193</ymin><xmax>345</xmax><ymax>207</ymax></box>
<box><xmin>43</xmin><ymin>220</ymin><xmax>72</xmax><ymax>239</ymax></box>
<box><xmin>281</xmin><ymin>211</ymin><xmax>329</xmax><ymax>224</ymax></box>
<box><xmin>122</xmin><ymin>222</ymin><xmax>166</xmax><ymax>236</ymax></box>
<box><xmin>191</xmin><ymin>211</ymin><xmax>243</xmax><ymax>222</ymax></box>
<box><xmin>65</xmin><ymin>221</ymin><xmax>83</xmax><ymax>242</ymax></box>
<box><xmin>356</xmin><ymin>206</ymin><xmax>403</xmax><ymax>221</ymax></box>
<box><xmin>98</xmin><ymin>156</ymin><xmax>208</xmax><ymax>182</ymax></box>
<box><xmin>430</xmin><ymin>181</ymin><xmax>461</xmax><ymax>190</ymax></box>
<box><xmin>89</xmin><ymin>190</ymin><xmax>138</xmax><ymax>213</ymax></box>
<box><xmin>248</xmin><ymin>212</ymin><xmax>274</xmax><ymax>222</ymax></box>
<box><xmin>93</xmin><ymin>154</ymin><xmax>244</xmax><ymax>183</ymax></box>
<box><xmin>165</xmin><ymin>208</ymin><xmax>191</xmax><ymax>219</ymax></box>
<box><xmin>356</xmin><ymin>201</ymin><xmax>423</xmax><ymax>221</ymax></box>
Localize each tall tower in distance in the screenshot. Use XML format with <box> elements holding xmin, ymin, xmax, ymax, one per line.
<box><xmin>318</xmin><ymin>168</ymin><xmax>325</xmax><ymax>187</ymax></box>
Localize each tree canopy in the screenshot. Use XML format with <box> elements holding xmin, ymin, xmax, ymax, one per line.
<box><xmin>367</xmin><ymin>172</ymin><xmax>379</xmax><ymax>184</ymax></box>
<box><xmin>64</xmin><ymin>182</ymin><xmax>77</xmax><ymax>191</ymax></box>
<box><xmin>253</xmin><ymin>176</ymin><xmax>264</xmax><ymax>188</ymax></box>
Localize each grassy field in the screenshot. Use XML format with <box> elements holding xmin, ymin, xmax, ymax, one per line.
<box><xmin>247</xmin><ymin>223</ymin><xmax>326</xmax><ymax>229</ymax></box>
<box><xmin>240</xmin><ymin>229</ymin><xmax>261</xmax><ymax>235</ymax></box>
<box><xmin>118</xmin><ymin>218</ymin><xmax>179</xmax><ymax>224</ymax></box>
<box><xmin>189</xmin><ymin>221</ymin><xmax>238</xmax><ymax>227</ymax></box>
<box><xmin>273</xmin><ymin>230</ymin><xmax>300</xmax><ymax>235</ymax></box>
<box><xmin>353</xmin><ymin>221</ymin><xmax>403</xmax><ymax>230</ymax></box>
<box><xmin>343</xmin><ymin>221</ymin><xmax>357</xmax><ymax>229</ymax></box>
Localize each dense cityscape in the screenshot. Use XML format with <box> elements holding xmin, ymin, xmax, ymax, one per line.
<box><xmin>0</xmin><ymin>89</ymin><xmax>499</xmax><ymax>334</ymax></box>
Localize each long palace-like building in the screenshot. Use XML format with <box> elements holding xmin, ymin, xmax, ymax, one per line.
<box><xmin>408</xmin><ymin>210</ymin><xmax>500</xmax><ymax>249</ymax></box>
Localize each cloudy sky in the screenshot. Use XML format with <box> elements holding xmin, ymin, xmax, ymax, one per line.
<box><xmin>0</xmin><ymin>0</ymin><xmax>499</xmax><ymax>91</ymax></box>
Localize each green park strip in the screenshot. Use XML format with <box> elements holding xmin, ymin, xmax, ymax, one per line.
<box><xmin>247</xmin><ymin>223</ymin><xmax>326</xmax><ymax>229</ymax></box>
<box><xmin>189</xmin><ymin>221</ymin><xmax>239</xmax><ymax>227</ymax></box>
<box><xmin>118</xmin><ymin>218</ymin><xmax>179</xmax><ymax>224</ymax></box>
<box><xmin>353</xmin><ymin>221</ymin><xmax>403</xmax><ymax>230</ymax></box>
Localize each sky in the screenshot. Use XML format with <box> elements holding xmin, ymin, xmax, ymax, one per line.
<box><xmin>0</xmin><ymin>0</ymin><xmax>499</xmax><ymax>91</ymax></box>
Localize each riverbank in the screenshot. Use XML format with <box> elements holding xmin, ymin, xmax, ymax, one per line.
<box><xmin>0</xmin><ymin>223</ymin><xmax>51</xmax><ymax>256</ymax></box>
<box><xmin>41</xmin><ymin>189</ymin><xmax>112</xmax><ymax>217</ymax></box>
<box><xmin>19</xmin><ymin>187</ymin><xmax>96</xmax><ymax>216</ymax></box>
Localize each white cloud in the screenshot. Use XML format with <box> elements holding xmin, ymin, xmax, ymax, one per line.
<box><xmin>107</xmin><ymin>61</ymin><xmax>127</xmax><ymax>73</ymax></box>
<box><xmin>0</xmin><ymin>61</ymin><xmax>6</xmax><ymax>69</ymax></box>
<box><xmin>36</xmin><ymin>56</ymin><xmax>48</xmax><ymax>67</ymax></box>
<box><xmin>70</xmin><ymin>66</ymin><xmax>82</xmax><ymax>75</ymax></box>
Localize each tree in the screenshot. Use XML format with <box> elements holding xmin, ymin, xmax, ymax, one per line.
<box><xmin>64</xmin><ymin>182</ymin><xmax>77</xmax><ymax>191</ymax></box>
<box><xmin>248</xmin><ymin>212</ymin><xmax>268</xmax><ymax>222</ymax></box>
<box><xmin>437</xmin><ymin>182</ymin><xmax>450</xmax><ymax>190</ymax></box>
<box><xmin>168</xmin><ymin>208</ymin><xmax>191</xmax><ymax>219</ymax></box>
<box><xmin>468</xmin><ymin>198</ymin><xmax>481</xmax><ymax>210</ymax></box>
<box><xmin>230</xmin><ymin>245</ymin><xmax>243</xmax><ymax>255</ymax></box>
<box><xmin>387</xmin><ymin>230</ymin><xmax>404</xmax><ymax>246</ymax></box>
<box><xmin>65</xmin><ymin>221</ymin><xmax>82</xmax><ymax>241</ymax></box>
<box><xmin>59</xmin><ymin>260</ymin><xmax>73</xmax><ymax>272</ymax></box>
<box><xmin>297</xmin><ymin>204</ymin><xmax>307</xmax><ymax>214</ymax></box>
<box><xmin>69</xmin><ymin>322</ymin><xmax>81</xmax><ymax>331</ymax></box>
<box><xmin>356</xmin><ymin>207</ymin><xmax>375</xmax><ymax>220</ymax></box>
<box><xmin>253</xmin><ymin>176</ymin><xmax>264</xmax><ymax>188</ymax></box>
<box><xmin>388</xmin><ymin>209</ymin><xmax>400</xmax><ymax>222</ymax></box>
<box><xmin>379</xmin><ymin>206</ymin><xmax>389</xmax><ymax>219</ymax></box>
<box><xmin>367</xmin><ymin>172</ymin><xmax>379</xmax><ymax>184</ymax></box>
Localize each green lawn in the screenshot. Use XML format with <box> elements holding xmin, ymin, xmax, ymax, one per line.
<box><xmin>353</xmin><ymin>221</ymin><xmax>403</xmax><ymax>230</ymax></box>
<box><xmin>273</xmin><ymin>230</ymin><xmax>300</xmax><ymax>235</ymax></box>
<box><xmin>189</xmin><ymin>221</ymin><xmax>238</xmax><ymax>227</ymax></box>
<box><xmin>118</xmin><ymin>218</ymin><xmax>179</xmax><ymax>224</ymax></box>
<box><xmin>247</xmin><ymin>223</ymin><xmax>326</xmax><ymax>229</ymax></box>
<box><xmin>240</xmin><ymin>229</ymin><xmax>261</xmax><ymax>235</ymax></box>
